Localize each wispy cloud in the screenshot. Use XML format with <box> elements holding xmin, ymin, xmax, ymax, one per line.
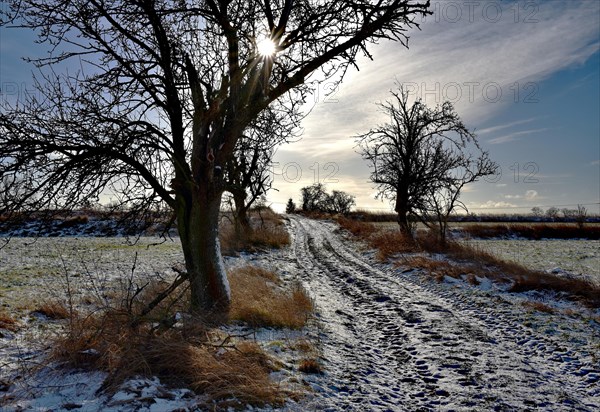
<box><xmin>488</xmin><ymin>128</ymin><xmax>549</xmax><ymax>144</ymax></box>
<box><xmin>477</xmin><ymin>118</ymin><xmax>540</xmax><ymax>135</ymax></box>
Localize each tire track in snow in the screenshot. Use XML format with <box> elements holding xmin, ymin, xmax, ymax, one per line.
<box><xmin>287</xmin><ymin>216</ymin><xmax>598</xmax><ymax>411</ymax></box>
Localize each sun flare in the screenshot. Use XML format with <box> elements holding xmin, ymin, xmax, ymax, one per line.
<box><xmin>257</xmin><ymin>37</ymin><xmax>276</xmax><ymax>56</ymax></box>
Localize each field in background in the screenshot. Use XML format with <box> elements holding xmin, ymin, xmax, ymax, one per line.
<box><xmin>464</xmin><ymin>239</ymin><xmax>600</xmax><ymax>284</ymax></box>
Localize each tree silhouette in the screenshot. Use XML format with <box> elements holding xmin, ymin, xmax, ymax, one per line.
<box><xmin>225</xmin><ymin>102</ymin><xmax>300</xmax><ymax>234</ymax></box>
<box><xmin>357</xmin><ymin>84</ymin><xmax>497</xmax><ymax>239</ymax></box>
<box><xmin>0</xmin><ymin>1</ymin><xmax>431</xmax><ymax>313</ymax></box>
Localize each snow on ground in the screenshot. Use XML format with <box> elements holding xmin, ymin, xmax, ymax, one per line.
<box><xmin>1</xmin><ymin>216</ymin><xmax>600</xmax><ymax>411</ymax></box>
<box><xmin>464</xmin><ymin>239</ymin><xmax>600</xmax><ymax>285</ymax></box>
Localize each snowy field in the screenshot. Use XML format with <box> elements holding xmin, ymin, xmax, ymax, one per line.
<box><xmin>1</xmin><ymin>217</ymin><xmax>599</xmax><ymax>411</ymax></box>
<box><xmin>464</xmin><ymin>239</ymin><xmax>600</xmax><ymax>284</ymax></box>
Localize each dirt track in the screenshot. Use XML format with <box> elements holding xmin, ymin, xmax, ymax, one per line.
<box><xmin>284</xmin><ymin>216</ymin><xmax>599</xmax><ymax>411</ymax></box>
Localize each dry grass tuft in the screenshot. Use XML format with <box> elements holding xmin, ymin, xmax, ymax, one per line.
<box><xmin>521</xmin><ymin>300</ymin><xmax>556</xmax><ymax>314</ymax></box>
<box><xmin>32</xmin><ymin>302</ymin><xmax>72</xmax><ymax>320</ymax></box>
<box><xmin>50</xmin><ymin>276</ymin><xmax>291</xmax><ymax>408</ymax></box>
<box><xmin>369</xmin><ymin>230</ymin><xmax>418</xmax><ymax>261</ymax></box>
<box><xmin>220</xmin><ymin>209</ymin><xmax>290</xmax><ymax>254</ymax></box>
<box><xmin>229</xmin><ymin>266</ymin><xmax>313</xmax><ymax>329</ymax></box>
<box><xmin>0</xmin><ymin>311</ymin><xmax>19</xmax><ymax>332</ymax></box>
<box><xmin>298</xmin><ymin>358</ymin><xmax>323</xmax><ymax>374</ymax></box>
<box><xmin>336</xmin><ymin>217</ymin><xmax>377</xmax><ymax>239</ymax></box>
<box><xmin>401</xmin><ymin>256</ymin><xmax>470</xmax><ymax>282</ymax></box>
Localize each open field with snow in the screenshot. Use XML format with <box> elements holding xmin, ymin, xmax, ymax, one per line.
<box><xmin>464</xmin><ymin>239</ymin><xmax>600</xmax><ymax>284</ymax></box>
<box><xmin>1</xmin><ymin>217</ymin><xmax>599</xmax><ymax>411</ymax></box>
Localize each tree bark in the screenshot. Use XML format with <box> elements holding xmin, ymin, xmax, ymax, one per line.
<box><xmin>176</xmin><ymin>184</ymin><xmax>231</xmax><ymax>314</ymax></box>
<box><xmin>395</xmin><ymin>196</ymin><xmax>412</xmax><ymax>238</ymax></box>
<box><xmin>233</xmin><ymin>193</ymin><xmax>251</xmax><ymax>234</ymax></box>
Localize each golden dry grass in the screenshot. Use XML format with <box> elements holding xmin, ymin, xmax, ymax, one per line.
<box><xmin>49</xmin><ymin>264</ymin><xmax>314</xmax><ymax>407</ymax></box>
<box><xmin>32</xmin><ymin>302</ymin><xmax>72</xmax><ymax>320</ymax></box>
<box><xmin>0</xmin><ymin>311</ymin><xmax>19</xmax><ymax>332</ymax></box>
<box><xmin>50</xmin><ymin>280</ymin><xmax>291</xmax><ymax>407</ymax></box>
<box><xmin>229</xmin><ymin>266</ymin><xmax>313</xmax><ymax>329</ymax></box>
<box><xmin>521</xmin><ymin>300</ymin><xmax>556</xmax><ymax>314</ymax></box>
<box><xmin>220</xmin><ymin>209</ymin><xmax>290</xmax><ymax>254</ymax></box>
<box><xmin>336</xmin><ymin>214</ymin><xmax>600</xmax><ymax>307</ymax></box>
<box><xmin>298</xmin><ymin>358</ymin><xmax>323</xmax><ymax>374</ymax></box>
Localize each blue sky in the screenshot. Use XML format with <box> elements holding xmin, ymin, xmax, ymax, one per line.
<box><xmin>271</xmin><ymin>0</ymin><xmax>600</xmax><ymax>215</ymax></box>
<box><xmin>1</xmin><ymin>0</ymin><xmax>599</xmax><ymax>215</ymax></box>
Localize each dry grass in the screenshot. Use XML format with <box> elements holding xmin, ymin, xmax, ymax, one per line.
<box><xmin>336</xmin><ymin>214</ymin><xmax>600</xmax><ymax>307</ymax></box>
<box><xmin>31</xmin><ymin>302</ymin><xmax>72</xmax><ymax>320</ymax></box>
<box><xmin>336</xmin><ymin>217</ymin><xmax>378</xmax><ymax>239</ymax></box>
<box><xmin>400</xmin><ymin>256</ymin><xmax>472</xmax><ymax>283</ymax></box>
<box><xmin>53</xmin><ymin>313</ymin><xmax>285</xmax><ymax>407</ymax></box>
<box><xmin>521</xmin><ymin>300</ymin><xmax>556</xmax><ymax>314</ymax></box>
<box><xmin>229</xmin><ymin>266</ymin><xmax>313</xmax><ymax>329</ymax></box>
<box><xmin>49</xmin><ymin>274</ymin><xmax>296</xmax><ymax>408</ymax></box>
<box><xmin>48</xmin><ymin>264</ymin><xmax>315</xmax><ymax>406</ymax></box>
<box><xmin>369</xmin><ymin>229</ymin><xmax>418</xmax><ymax>260</ymax></box>
<box><xmin>0</xmin><ymin>311</ymin><xmax>19</xmax><ymax>332</ymax></box>
<box><xmin>298</xmin><ymin>358</ymin><xmax>323</xmax><ymax>374</ymax></box>
<box><xmin>220</xmin><ymin>208</ymin><xmax>290</xmax><ymax>254</ymax></box>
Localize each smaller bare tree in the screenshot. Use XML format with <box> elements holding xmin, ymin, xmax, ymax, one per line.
<box><xmin>575</xmin><ymin>204</ymin><xmax>587</xmax><ymax>229</ymax></box>
<box><xmin>225</xmin><ymin>103</ymin><xmax>300</xmax><ymax>235</ymax></box>
<box><xmin>301</xmin><ymin>183</ymin><xmax>329</xmax><ymax>212</ymax></box>
<box><xmin>357</xmin><ymin>84</ymin><xmax>497</xmax><ymax>239</ymax></box>
<box><xmin>416</xmin><ymin>155</ymin><xmax>497</xmax><ymax>243</ymax></box>
<box><xmin>325</xmin><ymin>190</ymin><xmax>356</xmax><ymax>215</ymax></box>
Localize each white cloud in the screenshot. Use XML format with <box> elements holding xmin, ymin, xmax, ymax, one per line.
<box><xmin>474</xmin><ymin>200</ymin><xmax>518</xmax><ymax>209</ymax></box>
<box><xmin>525</xmin><ymin>190</ymin><xmax>539</xmax><ymax>201</ymax></box>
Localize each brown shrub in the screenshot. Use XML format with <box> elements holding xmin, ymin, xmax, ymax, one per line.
<box><xmin>229</xmin><ymin>266</ymin><xmax>313</xmax><ymax>329</ymax></box>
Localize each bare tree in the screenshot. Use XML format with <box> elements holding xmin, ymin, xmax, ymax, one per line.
<box><xmin>416</xmin><ymin>155</ymin><xmax>497</xmax><ymax>243</ymax></box>
<box><xmin>225</xmin><ymin>103</ymin><xmax>300</xmax><ymax>235</ymax></box>
<box><xmin>0</xmin><ymin>1</ymin><xmax>431</xmax><ymax>313</ymax></box>
<box><xmin>546</xmin><ymin>207</ymin><xmax>560</xmax><ymax>222</ymax></box>
<box><xmin>301</xmin><ymin>183</ymin><xmax>328</xmax><ymax>212</ymax></box>
<box><xmin>357</xmin><ymin>84</ymin><xmax>497</xmax><ymax>238</ymax></box>
<box><xmin>325</xmin><ymin>190</ymin><xmax>356</xmax><ymax>215</ymax></box>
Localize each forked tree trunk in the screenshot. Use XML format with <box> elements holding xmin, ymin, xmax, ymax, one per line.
<box><xmin>233</xmin><ymin>193</ymin><xmax>251</xmax><ymax>234</ymax></box>
<box><xmin>176</xmin><ymin>185</ymin><xmax>231</xmax><ymax>314</ymax></box>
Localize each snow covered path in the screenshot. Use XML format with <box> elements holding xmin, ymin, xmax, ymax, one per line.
<box><xmin>284</xmin><ymin>216</ymin><xmax>599</xmax><ymax>411</ymax></box>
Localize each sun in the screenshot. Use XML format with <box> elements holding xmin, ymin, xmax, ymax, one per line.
<box><xmin>257</xmin><ymin>37</ymin><xmax>276</xmax><ymax>56</ymax></box>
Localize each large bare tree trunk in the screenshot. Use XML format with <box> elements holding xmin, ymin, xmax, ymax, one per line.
<box><xmin>177</xmin><ymin>185</ymin><xmax>230</xmax><ymax>314</ymax></box>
